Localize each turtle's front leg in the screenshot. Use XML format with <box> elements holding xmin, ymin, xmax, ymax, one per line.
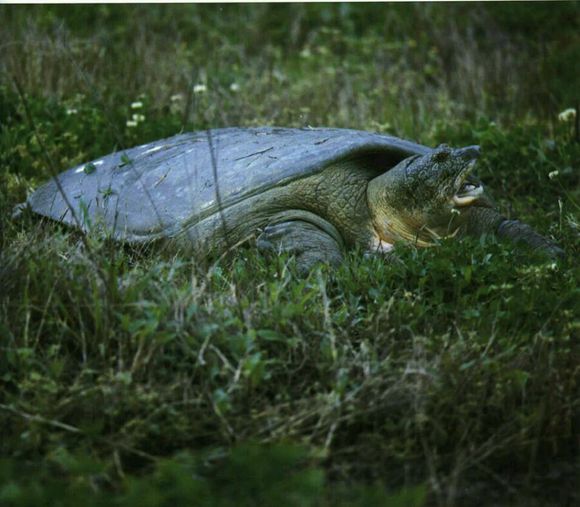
<box><xmin>257</xmin><ymin>219</ymin><xmax>344</xmax><ymax>275</ymax></box>
<box><xmin>496</xmin><ymin>219</ymin><xmax>565</xmax><ymax>259</ymax></box>
<box><xmin>461</xmin><ymin>207</ymin><xmax>564</xmax><ymax>259</ymax></box>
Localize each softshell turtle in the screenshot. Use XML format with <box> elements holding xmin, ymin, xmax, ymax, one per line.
<box><xmin>24</xmin><ymin>127</ymin><xmax>563</xmax><ymax>272</ymax></box>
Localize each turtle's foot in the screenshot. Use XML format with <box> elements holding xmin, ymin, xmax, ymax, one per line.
<box><xmin>497</xmin><ymin>219</ymin><xmax>565</xmax><ymax>260</ymax></box>
<box><xmin>257</xmin><ymin>219</ymin><xmax>343</xmax><ymax>275</ymax></box>
<box><xmin>460</xmin><ymin>207</ymin><xmax>565</xmax><ymax>261</ymax></box>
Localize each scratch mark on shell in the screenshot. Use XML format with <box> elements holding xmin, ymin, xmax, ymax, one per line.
<box><xmin>234</xmin><ymin>147</ymin><xmax>274</xmax><ymax>161</ymax></box>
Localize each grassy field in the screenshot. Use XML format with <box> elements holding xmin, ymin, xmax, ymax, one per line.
<box><xmin>0</xmin><ymin>4</ymin><xmax>579</xmax><ymax>506</ymax></box>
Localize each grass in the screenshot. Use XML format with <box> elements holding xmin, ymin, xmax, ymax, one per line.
<box><xmin>0</xmin><ymin>4</ymin><xmax>579</xmax><ymax>506</ymax></box>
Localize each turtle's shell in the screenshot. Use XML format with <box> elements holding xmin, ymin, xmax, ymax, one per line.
<box><xmin>28</xmin><ymin>127</ymin><xmax>431</xmax><ymax>241</ymax></box>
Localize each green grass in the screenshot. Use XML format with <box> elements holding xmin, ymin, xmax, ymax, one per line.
<box><xmin>1</xmin><ymin>4</ymin><xmax>579</xmax><ymax>506</ymax></box>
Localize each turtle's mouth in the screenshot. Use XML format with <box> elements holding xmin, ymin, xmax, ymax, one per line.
<box><xmin>452</xmin><ymin>160</ymin><xmax>483</xmax><ymax>207</ymax></box>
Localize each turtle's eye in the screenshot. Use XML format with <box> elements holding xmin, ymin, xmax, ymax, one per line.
<box><xmin>434</xmin><ymin>150</ymin><xmax>450</xmax><ymax>163</ymax></box>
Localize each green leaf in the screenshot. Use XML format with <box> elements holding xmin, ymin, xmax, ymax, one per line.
<box><xmin>83</xmin><ymin>162</ymin><xmax>96</xmax><ymax>174</ymax></box>
<box><xmin>119</xmin><ymin>154</ymin><xmax>132</xmax><ymax>167</ymax></box>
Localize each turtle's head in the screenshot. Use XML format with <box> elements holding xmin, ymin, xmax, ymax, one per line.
<box><xmin>367</xmin><ymin>144</ymin><xmax>492</xmax><ymax>247</ymax></box>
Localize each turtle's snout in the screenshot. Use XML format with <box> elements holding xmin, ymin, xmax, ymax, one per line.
<box><xmin>455</xmin><ymin>145</ymin><xmax>480</xmax><ymax>161</ymax></box>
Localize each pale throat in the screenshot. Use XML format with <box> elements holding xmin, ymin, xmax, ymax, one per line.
<box><xmin>370</xmin><ymin>211</ymin><xmax>456</xmax><ymax>249</ymax></box>
<box><xmin>368</xmin><ymin>219</ymin><xmax>396</xmax><ymax>252</ymax></box>
<box><xmin>370</xmin><ymin>234</ymin><xmax>395</xmax><ymax>252</ymax></box>
<box><xmin>370</xmin><ymin>208</ymin><xmax>422</xmax><ymax>247</ymax></box>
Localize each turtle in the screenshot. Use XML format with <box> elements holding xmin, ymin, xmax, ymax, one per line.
<box><xmin>23</xmin><ymin>127</ymin><xmax>563</xmax><ymax>273</ymax></box>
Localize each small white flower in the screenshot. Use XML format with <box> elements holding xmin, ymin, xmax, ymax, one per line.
<box><xmin>170</xmin><ymin>93</ymin><xmax>184</xmax><ymax>102</ymax></box>
<box><xmin>193</xmin><ymin>84</ymin><xmax>207</xmax><ymax>94</ymax></box>
<box><xmin>132</xmin><ymin>113</ymin><xmax>146</xmax><ymax>122</ymax></box>
<box><xmin>229</xmin><ymin>83</ymin><xmax>240</xmax><ymax>92</ymax></box>
<box><xmin>131</xmin><ymin>101</ymin><xmax>143</xmax><ymax>109</ymax></box>
<box><xmin>558</xmin><ymin>108</ymin><xmax>576</xmax><ymax>122</ymax></box>
<box><xmin>66</xmin><ymin>108</ymin><xmax>78</xmax><ymax>115</ymax></box>
<box><xmin>126</xmin><ymin>120</ymin><xmax>138</xmax><ymax>128</ymax></box>
<box><xmin>548</xmin><ymin>170</ymin><xmax>559</xmax><ymax>180</ymax></box>
<box><xmin>272</xmin><ymin>69</ymin><xmax>286</xmax><ymax>82</ymax></box>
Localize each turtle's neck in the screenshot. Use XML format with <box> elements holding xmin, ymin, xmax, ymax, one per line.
<box><xmin>286</xmin><ymin>156</ymin><xmax>381</xmax><ymax>247</ymax></box>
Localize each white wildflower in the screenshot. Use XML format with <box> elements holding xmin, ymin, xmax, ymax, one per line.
<box><xmin>126</xmin><ymin>120</ymin><xmax>138</xmax><ymax>128</ymax></box>
<box><xmin>131</xmin><ymin>101</ymin><xmax>144</xmax><ymax>109</ymax></box>
<box><xmin>66</xmin><ymin>108</ymin><xmax>78</xmax><ymax>115</ymax></box>
<box><xmin>132</xmin><ymin>113</ymin><xmax>145</xmax><ymax>123</ymax></box>
<box><xmin>548</xmin><ymin>170</ymin><xmax>559</xmax><ymax>180</ymax></box>
<box><xmin>272</xmin><ymin>69</ymin><xmax>286</xmax><ymax>82</ymax></box>
<box><xmin>193</xmin><ymin>84</ymin><xmax>207</xmax><ymax>94</ymax></box>
<box><xmin>229</xmin><ymin>83</ymin><xmax>240</xmax><ymax>92</ymax></box>
<box><xmin>170</xmin><ymin>93</ymin><xmax>184</xmax><ymax>102</ymax></box>
<box><xmin>558</xmin><ymin>108</ymin><xmax>576</xmax><ymax>122</ymax></box>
